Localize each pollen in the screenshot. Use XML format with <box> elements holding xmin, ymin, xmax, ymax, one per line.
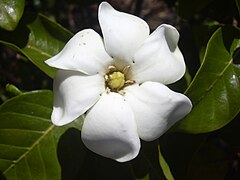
<box><xmin>105</xmin><ymin>65</ymin><xmax>135</xmax><ymax>93</ymax></box>
<box><xmin>107</xmin><ymin>71</ymin><xmax>125</xmax><ymax>90</ymax></box>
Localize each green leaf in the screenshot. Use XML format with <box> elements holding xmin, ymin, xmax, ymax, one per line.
<box><xmin>131</xmin><ymin>141</ymin><xmax>167</xmax><ymax>180</ymax></box>
<box><xmin>177</xmin><ymin>0</ymin><xmax>214</xmax><ymax>19</ymax></box>
<box><xmin>159</xmin><ymin>133</ymin><xmax>207</xmax><ymax>179</ymax></box>
<box><xmin>5</xmin><ymin>84</ymin><xmax>22</xmax><ymax>96</ymax></box>
<box><xmin>0</xmin><ymin>90</ymin><xmax>85</xmax><ymax>179</ymax></box>
<box><xmin>235</xmin><ymin>0</ymin><xmax>240</xmax><ymax>16</ymax></box>
<box><xmin>0</xmin><ymin>0</ymin><xmax>25</xmax><ymax>31</ymax></box>
<box><xmin>136</xmin><ymin>174</ymin><xmax>150</xmax><ymax>180</ymax></box>
<box><xmin>214</xmin><ymin>113</ymin><xmax>240</xmax><ymax>147</ymax></box>
<box><xmin>158</xmin><ymin>146</ymin><xmax>174</xmax><ymax>180</ymax></box>
<box><xmin>193</xmin><ymin>24</ymin><xmax>220</xmax><ymax>63</ymax></box>
<box><xmin>0</xmin><ymin>13</ymin><xmax>73</xmax><ymax>78</ymax></box>
<box><xmin>175</xmin><ymin>26</ymin><xmax>240</xmax><ymax>133</ymax></box>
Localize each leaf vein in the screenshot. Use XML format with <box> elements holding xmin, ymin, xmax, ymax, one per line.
<box><xmin>191</xmin><ymin>58</ymin><xmax>232</xmax><ymax>105</ymax></box>
<box><xmin>26</xmin><ymin>45</ymin><xmax>53</xmax><ymax>58</ymax></box>
<box><xmin>2</xmin><ymin>125</ymin><xmax>55</xmax><ymax>175</ymax></box>
<box><xmin>0</xmin><ymin>111</ymin><xmax>51</xmax><ymax>122</ymax></box>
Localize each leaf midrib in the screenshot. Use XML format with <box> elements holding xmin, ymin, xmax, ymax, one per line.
<box><xmin>3</xmin><ymin>124</ymin><xmax>55</xmax><ymax>175</ymax></box>
<box><xmin>191</xmin><ymin>58</ymin><xmax>233</xmax><ymax>106</ymax></box>
<box><xmin>25</xmin><ymin>44</ymin><xmax>53</xmax><ymax>58</ymax></box>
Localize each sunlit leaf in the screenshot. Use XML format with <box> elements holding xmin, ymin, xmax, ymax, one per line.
<box><xmin>175</xmin><ymin>26</ymin><xmax>240</xmax><ymax>133</ymax></box>
<box><xmin>0</xmin><ymin>0</ymin><xmax>25</xmax><ymax>31</ymax></box>
<box><xmin>0</xmin><ymin>13</ymin><xmax>73</xmax><ymax>78</ymax></box>
<box><xmin>0</xmin><ymin>90</ymin><xmax>85</xmax><ymax>179</ymax></box>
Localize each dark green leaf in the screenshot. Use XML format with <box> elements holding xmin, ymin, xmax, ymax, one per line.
<box><xmin>193</xmin><ymin>24</ymin><xmax>220</xmax><ymax>62</ymax></box>
<box><xmin>186</xmin><ymin>140</ymin><xmax>229</xmax><ymax>180</ymax></box>
<box><xmin>0</xmin><ymin>90</ymin><xmax>85</xmax><ymax>179</ymax></box>
<box><xmin>158</xmin><ymin>146</ymin><xmax>174</xmax><ymax>180</ymax></box>
<box><xmin>214</xmin><ymin>113</ymin><xmax>240</xmax><ymax>148</ymax></box>
<box><xmin>177</xmin><ymin>0</ymin><xmax>214</xmax><ymax>19</ymax></box>
<box><xmin>131</xmin><ymin>141</ymin><xmax>167</xmax><ymax>180</ymax></box>
<box><xmin>0</xmin><ymin>13</ymin><xmax>73</xmax><ymax>78</ymax></box>
<box><xmin>235</xmin><ymin>0</ymin><xmax>240</xmax><ymax>16</ymax></box>
<box><xmin>159</xmin><ymin>133</ymin><xmax>206</xmax><ymax>179</ymax></box>
<box><xmin>175</xmin><ymin>26</ymin><xmax>240</xmax><ymax>133</ymax></box>
<box><xmin>0</xmin><ymin>0</ymin><xmax>25</xmax><ymax>31</ymax></box>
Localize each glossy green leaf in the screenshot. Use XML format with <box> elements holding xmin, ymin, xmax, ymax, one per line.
<box><xmin>0</xmin><ymin>90</ymin><xmax>85</xmax><ymax>179</ymax></box>
<box><xmin>0</xmin><ymin>0</ymin><xmax>25</xmax><ymax>31</ymax></box>
<box><xmin>0</xmin><ymin>13</ymin><xmax>73</xmax><ymax>78</ymax></box>
<box><xmin>175</xmin><ymin>26</ymin><xmax>240</xmax><ymax>133</ymax></box>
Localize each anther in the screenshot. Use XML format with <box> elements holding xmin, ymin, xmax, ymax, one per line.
<box><xmin>122</xmin><ymin>65</ymin><xmax>131</xmax><ymax>75</ymax></box>
<box><xmin>104</xmin><ymin>75</ymin><xmax>109</xmax><ymax>81</ymax></box>
<box><xmin>106</xmin><ymin>87</ymin><xmax>111</xmax><ymax>94</ymax></box>
<box><xmin>108</xmin><ymin>65</ymin><xmax>117</xmax><ymax>73</ymax></box>
<box><xmin>125</xmin><ymin>80</ymin><xmax>135</xmax><ymax>86</ymax></box>
<box><xmin>119</xmin><ymin>90</ymin><xmax>126</xmax><ymax>96</ymax></box>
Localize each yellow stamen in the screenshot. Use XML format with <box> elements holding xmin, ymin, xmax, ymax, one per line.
<box><xmin>108</xmin><ymin>71</ymin><xmax>125</xmax><ymax>90</ymax></box>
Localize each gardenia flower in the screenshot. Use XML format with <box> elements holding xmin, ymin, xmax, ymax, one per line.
<box><xmin>45</xmin><ymin>1</ymin><xmax>192</xmax><ymax>162</ymax></box>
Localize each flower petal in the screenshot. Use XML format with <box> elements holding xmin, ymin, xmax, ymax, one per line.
<box><xmin>98</xmin><ymin>2</ymin><xmax>149</xmax><ymax>65</ymax></box>
<box><xmin>51</xmin><ymin>70</ymin><xmax>105</xmax><ymax>126</ymax></box>
<box><xmin>81</xmin><ymin>92</ymin><xmax>140</xmax><ymax>162</ymax></box>
<box><xmin>45</xmin><ymin>29</ymin><xmax>112</xmax><ymax>75</ymax></box>
<box><xmin>125</xmin><ymin>82</ymin><xmax>192</xmax><ymax>141</ymax></box>
<box><xmin>132</xmin><ymin>24</ymin><xmax>185</xmax><ymax>84</ymax></box>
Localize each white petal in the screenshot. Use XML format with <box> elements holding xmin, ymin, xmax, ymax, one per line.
<box><xmin>51</xmin><ymin>70</ymin><xmax>105</xmax><ymax>126</ymax></box>
<box><xmin>132</xmin><ymin>24</ymin><xmax>186</xmax><ymax>84</ymax></box>
<box><xmin>81</xmin><ymin>92</ymin><xmax>140</xmax><ymax>162</ymax></box>
<box><xmin>45</xmin><ymin>29</ymin><xmax>112</xmax><ymax>75</ymax></box>
<box><xmin>98</xmin><ymin>2</ymin><xmax>149</xmax><ymax>65</ymax></box>
<box><xmin>125</xmin><ymin>82</ymin><xmax>192</xmax><ymax>141</ymax></box>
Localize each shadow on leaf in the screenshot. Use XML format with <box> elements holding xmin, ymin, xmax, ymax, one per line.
<box><xmin>0</xmin><ymin>171</ymin><xmax>6</xmax><ymax>180</ymax></box>
<box><xmin>57</xmin><ymin>128</ymin><xmax>87</xmax><ymax>180</ymax></box>
<box><xmin>57</xmin><ymin>128</ymin><xmax>169</xmax><ymax>180</ymax></box>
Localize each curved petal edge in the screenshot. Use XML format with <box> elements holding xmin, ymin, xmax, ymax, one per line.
<box><xmin>45</xmin><ymin>29</ymin><xmax>112</xmax><ymax>75</ymax></box>
<box><xmin>125</xmin><ymin>82</ymin><xmax>192</xmax><ymax>141</ymax></box>
<box><xmin>51</xmin><ymin>70</ymin><xmax>105</xmax><ymax>126</ymax></box>
<box><xmin>132</xmin><ymin>24</ymin><xmax>186</xmax><ymax>84</ymax></box>
<box><xmin>81</xmin><ymin>92</ymin><xmax>140</xmax><ymax>162</ymax></box>
<box><xmin>99</xmin><ymin>2</ymin><xmax>149</xmax><ymax>65</ymax></box>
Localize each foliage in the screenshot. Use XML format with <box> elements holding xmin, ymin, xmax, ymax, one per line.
<box><xmin>0</xmin><ymin>0</ymin><xmax>240</xmax><ymax>179</ymax></box>
<box><xmin>0</xmin><ymin>0</ymin><xmax>25</xmax><ymax>31</ymax></box>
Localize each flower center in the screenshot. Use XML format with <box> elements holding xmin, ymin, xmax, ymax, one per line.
<box><xmin>108</xmin><ymin>71</ymin><xmax>125</xmax><ymax>90</ymax></box>
<box><xmin>104</xmin><ymin>65</ymin><xmax>135</xmax><ymax>93</ymax></box>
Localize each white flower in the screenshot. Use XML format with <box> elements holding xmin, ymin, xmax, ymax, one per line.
<box><xmin>45</xmin><ymin>2</ymin><xmax>192</xmax><ymax>162</ymax></box>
